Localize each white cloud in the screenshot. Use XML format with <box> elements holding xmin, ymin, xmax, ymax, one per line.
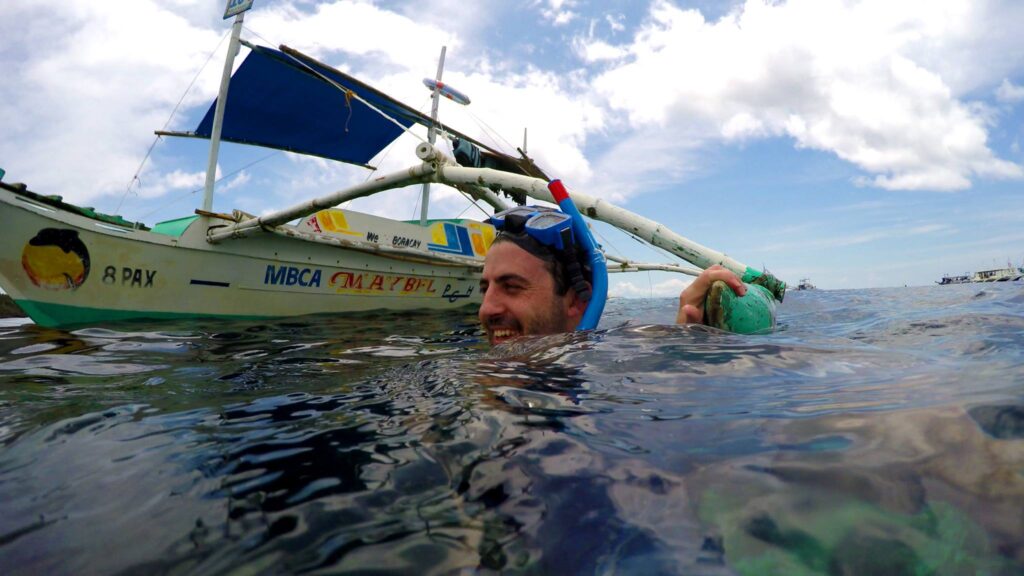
<box><xmin>606</xmin><ymin>14</ymin><xmax>626</xmax><ymax>33</ymax></box>
<box><xmin>124</xmin><ymin>165</ymin><xmax>230</xmax><ymax>204</ymax></box>
<box><xmin>394</xmin><ymin>0</ymin><xmax>503</xmax><ymax>47</ymax></box>
<box><xmin>535</xmin><ymin>0</ymin><xmax>577</xmax><ymax>26</ymax></box>
<box><xmin>576</xmin><ymin>39</ymin><xmax>628</xmax><ymax>62</ymax></box>
<box><xmin>581</xmin><ymin>0</ymin><xmax>1024</xmax><ymax>192</ymax></box>
<box><xmin>753</xmin><ymin>220</ymin><xmax>954</xmax><ymax>253</ymax></box>
<box><xmin>0</xmin><ymin>1</ymin><xmax>220</xmax><ymax>202</ymax></box>
<box><xmin>584</xmin><ymin>126</ymin><xmax>709</xmax><ymax>202</ymax></box>
<box><xmin>611</xmin><ymin>277</ymin><xmax>690</xmax><ymax>298</ymax></box>
<box><xmin>996</xmin><ymin>78</ymin><xmax>1024</xmax><ymax>103</ymax></box>
<box><xmin>251</xmin><ymin>1</ymin><xmax>460</xmax><ymax>73</ymax></box>
<box><xmin>219</xmin><ymin>171</ymin><xmax>252</xmax><ymax>194</ymax></box>
<box><xmin>158</xmin><ymin>169</ymin><xmax>206</xmax><ymax>195</ymax></box>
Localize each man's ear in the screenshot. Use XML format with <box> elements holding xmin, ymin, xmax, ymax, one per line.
<box><xmin>566</xmin><ymin>282</ymin><xmax>592</xmax><ymax>320</ymax></box>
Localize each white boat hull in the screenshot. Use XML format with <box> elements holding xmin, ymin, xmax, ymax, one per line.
<box><xmin>0</xmin><ymin>186</ymin><xmax>485</xmax><ymax>327</ymax></box>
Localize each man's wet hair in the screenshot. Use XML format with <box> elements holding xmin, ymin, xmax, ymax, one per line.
<box><xmin>492</xmin><ymin>231</ymin><xmax>591</xmax><ymax>296</ymax></box>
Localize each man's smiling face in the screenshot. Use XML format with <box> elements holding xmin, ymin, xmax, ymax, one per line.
<box><xmin>478</xmin><ymin>240</ymin><xmax>581</xmax><ymax>346</ymax></box>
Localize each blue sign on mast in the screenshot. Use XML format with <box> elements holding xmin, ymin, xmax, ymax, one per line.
<box><xmin>224</xmin><ymin>0</ymin><xmax>254</xmax><ymax>19</ymax></box>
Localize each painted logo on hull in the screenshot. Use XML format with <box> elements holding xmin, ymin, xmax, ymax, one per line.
<box><xmin>22</xmin><ymin>228</ymin><xmax>90</xmax><ymax>290</ymax></box>
<box><xmin>329</xmin><ymin>271</ymin><xmax>437</xmax><ymax>295</ymax></box>
<box><xmin>306</xmin><ymin>210</ymin><xmax>361</xmax><ymax>236</ymax></box>
<box><xmin>428</xmin><ymin>221</ymin><xmax>494</xmax><ymax>257</ymax></box>
<box><xmin>264</xmin><ymin>265</ymin><xmax>323</xmax><ymax>287</ymax></box>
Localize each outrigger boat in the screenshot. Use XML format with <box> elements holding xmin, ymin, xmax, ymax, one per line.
<box><xmin>0</xmin><ymin>1</ymin><xmax>785</xmax><ymax>330</ymax></box>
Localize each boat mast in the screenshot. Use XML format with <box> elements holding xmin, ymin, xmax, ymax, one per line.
<box><xmin>202</xmin><ymin>1</ymin><xmax>252</xmax><ymax>212</ymax></box>
<box><xmin>419</xmin><ymin>46</ymin><xmax>447</xmax><ymax>225</ymax></box>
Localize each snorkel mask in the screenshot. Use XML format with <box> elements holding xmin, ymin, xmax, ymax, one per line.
<box><xmin>486</xmin><ymin>180</ymin><xmax>608</xmax><ymax>331</ymax></box>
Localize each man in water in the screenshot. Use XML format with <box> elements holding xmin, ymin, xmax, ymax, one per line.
<box><xmin>478</xmin><ymin>221</ymin><xmax>746</xmax><ymax>346</ymax></box>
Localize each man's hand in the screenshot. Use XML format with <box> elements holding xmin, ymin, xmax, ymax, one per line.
<box><xmin>676</xmin><ymin>265</ymin><xmax>746</xmax><ymax>324</ymax></box>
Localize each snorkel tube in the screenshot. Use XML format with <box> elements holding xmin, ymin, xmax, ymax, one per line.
<box><xmin>548</xmin><ymin>179</ymin><xmax>607</xmax><ymax>331</ymax></box>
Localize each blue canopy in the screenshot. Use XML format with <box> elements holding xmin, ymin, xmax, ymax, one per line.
<box><xmin>193</xmin><ymin>44</ymin><xmax>427</xmax><ymax>166</ymax></box>
<box><xmin>177</xmin><ymin>43</ymin><xmax>547</xmax><ymax>179</ymax></box>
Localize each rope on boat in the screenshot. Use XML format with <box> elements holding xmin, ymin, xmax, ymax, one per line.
<box><xmin>343</xmin><ymin>89</ymin><xmax>354</xmax><ymax>132</ymax></box>
<box><xmin>270</xmin><ymin>43</ymin><xmax>428</xmax><ymax>146</ymax></box>
<box><xmin>117</xmin><ymin>27</ymin><xmax>234</xmax><ymax>215</ymax></box>
<box><xmin>135</xmin><ymin>150</ymin><xmax>279</xmax><ymax>222</ymax></box>
<box><xmin>462</xmin><ymin>106</ymin><xmax>519</xmax><ymax>158</ymax></box>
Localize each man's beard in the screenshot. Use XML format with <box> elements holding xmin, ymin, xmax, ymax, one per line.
<box><xmin>484</xmin><ymin>291</ymin><xmax>571</xmax><ymax>343</ymax></box>
<box><xmin>523</xmin><ymin>292</ymin><xmax>571</xmax><ymax>336</ymax></box>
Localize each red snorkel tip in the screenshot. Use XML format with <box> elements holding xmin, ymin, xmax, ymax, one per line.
<box><xmin>548</xmin><ymin>179</ymin><xmax>570</xmax><ymax>203</ymax></box>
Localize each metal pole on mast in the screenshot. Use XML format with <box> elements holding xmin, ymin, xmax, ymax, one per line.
<box><xmin>419</xmin><ymin>46</ymin><xmax>447</xmax><ymax>225</ymax></box>
<box><xmin>202</xmin><ymin>5</ymin><xmax>248</xmax><ymax>212</ymax></box>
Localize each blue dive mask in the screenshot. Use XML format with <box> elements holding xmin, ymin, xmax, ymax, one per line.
<box><xmin>487</xmin><ymin>205</ymin><xmax>575</xmax><ymax>251</ymax></box>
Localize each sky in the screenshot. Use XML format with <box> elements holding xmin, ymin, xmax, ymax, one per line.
<box><xmin>1</xmin><ymin>0</ymin><xmax>1023</xmax><ymax>295</ymax></box>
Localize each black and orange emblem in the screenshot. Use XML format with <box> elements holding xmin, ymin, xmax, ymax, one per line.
<box><xmin>22</xmin><ymin>228</ymin><xmax>91</xmax><ymax>290</ymax></box>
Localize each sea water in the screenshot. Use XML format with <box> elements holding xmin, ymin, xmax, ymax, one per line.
<box><xmin>0</xmin><ymin>284</ymin><xmax>1022</xmax><ymax>574</ymax></box>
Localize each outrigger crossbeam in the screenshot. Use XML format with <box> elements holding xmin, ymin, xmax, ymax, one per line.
<box><xmin>605</xmin><ymin>254</ymin><xmax>701</xmax><ymax>277</ymax></box>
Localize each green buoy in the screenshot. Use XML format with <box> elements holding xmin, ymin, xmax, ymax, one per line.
<box><xmin>704</xmin><ymin>280</ymin><xmax>777</xmax><ymax>334</ymax></box>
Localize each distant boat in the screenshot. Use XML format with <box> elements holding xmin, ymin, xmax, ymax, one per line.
<box><xmin>937</xmin><ymin>261</ymin><xmax>1024</xmax><ymax>285</ymax></box>
<box><xmin>796</xmin><ymin>278</ymin><xmax>816</xmax><ymax>291</ymax></box>
<box><xmin>971</xmin><ymin>267</ymin><xmax>1020</xmax><ymax>283</ymax></box>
